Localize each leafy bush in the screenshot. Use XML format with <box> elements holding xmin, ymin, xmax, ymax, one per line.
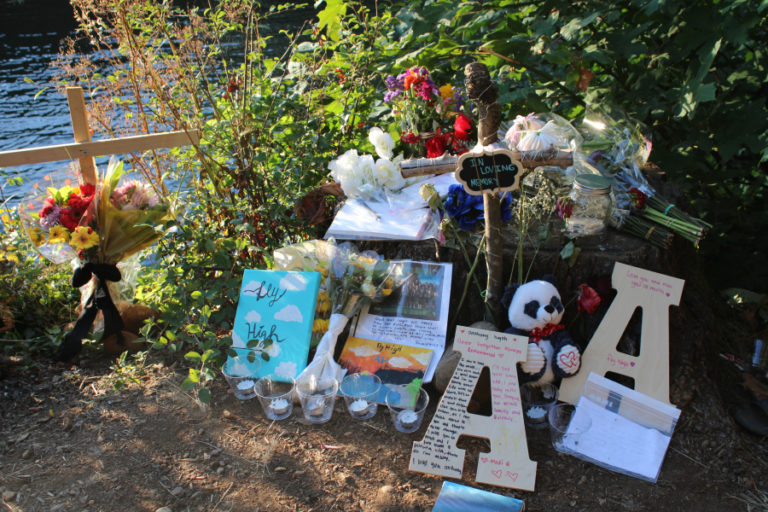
<box><xmin>385</xmin><ymin>0</ymin><xmax>768</xmax><ymax>291</ymax></box>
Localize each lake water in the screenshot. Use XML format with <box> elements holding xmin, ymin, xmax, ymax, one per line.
<box><xmin>0</xmin><ymin>0</ymin><xmax>314</xmax><ymax>208</ymax></box>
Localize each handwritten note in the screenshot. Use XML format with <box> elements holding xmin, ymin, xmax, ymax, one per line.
<box><xmin>559</xmin><ymin>262</ymin><xmax>684</xmax><ymax>405</ymax></box>
<box><xmin>409</xmin><ymin>326</ymin><xmax>536</xmax><ymax>491</ymax></box>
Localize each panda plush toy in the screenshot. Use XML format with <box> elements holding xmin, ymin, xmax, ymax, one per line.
<box><xmin>502</xmin><ymin>276</ymin><xmax>582</xmax><ymax>385</ymax></box>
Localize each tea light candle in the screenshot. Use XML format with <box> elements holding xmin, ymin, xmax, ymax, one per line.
<box><xmin>236</xmin><ymin>380</ymin><xmax>255</xmax><ymax>391</ymax></box>
<box><xmin>526</xmin><ymin>405</ymin><xmax>547</xmax><ymax>422</ymax></box>
<box><xmin>349</xmin><ymin>398</ymin><xmax>369</xmax><ymax>416</ymax></box>
<box><xmin>270</xmin><ymin>398</ymin><xmax>290</xmax><ymax>415</ymax></box>
<box><xmin>397</xmin><ymin>409</ymin><xmax>418</xmax><ymax>429</ymax></box>
<box><xmin>307</xmin><ymin>396</ymin><xmax>326</xmax><ymax>416</ymax></box>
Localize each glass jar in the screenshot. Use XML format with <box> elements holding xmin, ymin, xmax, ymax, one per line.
<box><xmin>566</xmin><ymin>174</ymin><xmax>614</xmax><ymax>237</ymax></box>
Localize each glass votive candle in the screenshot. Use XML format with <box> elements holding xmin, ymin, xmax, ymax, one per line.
<box><xmin>386</xmin><ymin>387</ymin><xmax>429</xmax><ymax>433</ymax></box>
<box><xmin>221</xmin><ymin>354</ymin><xmax>261</xmax><ymax>400</ymax></box>
<box><xmin>548</xmin><ymin>403</ymin><xmax>592</xmax><ymax>454</ymax></box>
<box><xmin>340</xmin><ymin>373</ymin><xmax>382</xmax><ymax>420</ymax></box>
<box><xmin>520</xmin><ymin>382</ymin><xmax>559</xmax><ymax>429</ymax></box>
<box><xmin>296</xmin><ymin>375</ymin><xmax>339</xmax><ymax>424</ymax></box>
<box><xmin>254</xmin><ymin>375</ymin><xmax>296</xmax><ymax>421</ymax></box>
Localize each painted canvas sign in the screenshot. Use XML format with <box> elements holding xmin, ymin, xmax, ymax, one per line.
<box><xmin>338</xmin><ymin>336</ymin><xmax>433</xmax><ymax>404</ymax></box>
<box><xmin>227</xmin><ymin>269</ymin><xmax>320</xmax><ymax>381</ymax></box>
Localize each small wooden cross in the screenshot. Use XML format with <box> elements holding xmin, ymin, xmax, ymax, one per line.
<box><xmin>0</xmin><ymin>86</ymin><xmax>200</xmax><ymax>185</ymax></box>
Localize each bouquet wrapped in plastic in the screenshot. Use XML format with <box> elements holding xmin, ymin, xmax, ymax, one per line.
<box><xmin>276</xmin><ymin>240</ymin><xmax>408</xmax><ymax>384</ymax></box>
<box><xmin>574</xmin><ymin>107</ymin><xmax>711</xmax><ymax>246</ymax></box>
<box><xmin>18</xmin><ymin>159</ymin><xmax>173</xmax><ymax>360</ymax></box>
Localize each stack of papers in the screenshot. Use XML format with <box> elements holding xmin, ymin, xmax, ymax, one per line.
<box><xmin>564</xmin><ymin>373</ymin><xmax>681</xmax><ymax>482</ymax></box>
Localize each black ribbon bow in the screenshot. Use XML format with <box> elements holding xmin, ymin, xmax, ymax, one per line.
<box><xmin>54</xmin><ymin>262</ymin><xmax>124</xmax><ymax>362</ymax></box>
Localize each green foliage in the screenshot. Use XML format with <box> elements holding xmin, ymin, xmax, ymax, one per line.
<box><xmin>388</xmin><ymin>0</ymin><xmax>768</xmax><ymax>291</ymax></box>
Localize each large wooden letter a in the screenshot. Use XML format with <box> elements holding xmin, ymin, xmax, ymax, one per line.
<box><xmin>409</xmin><ymin>327</ymin><xmax>536</xmax><ymax>491</ymax></box>
<box><xmin>559</xmin><ymin>262</ymin><xmax>684</xmax><ymax>406</ymax></box>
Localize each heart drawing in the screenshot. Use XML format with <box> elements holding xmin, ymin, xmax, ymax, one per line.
<box><xmin>506</xmin><ymin>471</ymin><xmax>519</xmax><ymax>481</ymax></box>
<box><xmin>491</xmin><ymin>469</ymin><xmax>503</xmax><ymax>479</ymax></box>
<box><xmin>558</xmin><ymin>351</ymin><xmax>578</xmax><ymax>369</ymax></box>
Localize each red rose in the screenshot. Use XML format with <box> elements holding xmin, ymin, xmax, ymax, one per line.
<box><xmin>58</xmin><ymin>208</ymin><xmax>79</xmax><ymax>231</ymax></box>
<box><xmin>454</xmin><ymin>113</ymin><xmax>472</xmax><ymax>141</ymax></box>
<box><xmin>577</xmin><ymin>283</ymin><xmax>602</xmax><ymax>314</ymax></box>
<box><xmin>425</xmin><ymin>131</ymin><xmax>450</xmax><ymax>158</ymax></box>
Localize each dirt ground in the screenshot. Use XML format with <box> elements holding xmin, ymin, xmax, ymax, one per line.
<box><xmin>0</xmin><ymin>343</ymin><xmax>766</xmax><ymax>512</ymax></box>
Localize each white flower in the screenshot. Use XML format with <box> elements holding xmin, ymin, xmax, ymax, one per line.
<box><xmin>328</xmin><ymin>149</ymin><xmax>359</xmax><ymax>182</ymax></box>
<box><xmin>368</xmin><ymin>127</ymin><xmax>394</xmax><ymax>160</ymax></box>
<box><xmin>516</xmin><ymin>120</ymin><xmax>561</xmax><ymax>152</ymax></box>
<box><xmin>504</xmin><ymin>114</ymin><xmax>545</xmax><ymax>148</ymax></box>
<box><xmin>374</xmin><ymin>158</ymin><xmax>405</xmax><ymax>191</ymax></box>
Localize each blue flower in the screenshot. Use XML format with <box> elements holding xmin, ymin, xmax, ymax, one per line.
<box><xmin>444</xmin><ymin>184</ymin><xmax>484</xmax><ymax>230</ymax></box>
<box><xmin>443</xmin><ymin>185</ymin><xmax>516</xmax><ymax>230</ymax></box>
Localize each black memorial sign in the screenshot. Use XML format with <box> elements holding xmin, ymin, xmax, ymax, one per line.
<box><xmin>454</xmin><ymin>148</ymin><xmax>522</xmax><ymax>195</ymax></box>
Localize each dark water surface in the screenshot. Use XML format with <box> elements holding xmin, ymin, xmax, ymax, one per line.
<box><xmin>0</xmin><ymin>0</ymin><xmax>314</xmax><ymax>208</ymax></box>
<box><xmin>0</xmin><ymin>0</ymin><xmax>79</xmax><ymax>206</ymax></box>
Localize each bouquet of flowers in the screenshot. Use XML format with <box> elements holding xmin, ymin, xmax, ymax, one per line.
<box><xmin>18</xmin><ymin>159</ymin><xmax>173</xmax><ymax>360</ymax></box>
<box><xmin>383</xmin><ymin>66</ymin><xmax>474</xmax><ymax>157</ymax></box>
<box><xmin>294</xmin><ymin>242</ymin><xmax>408</xmax><ymax>383</ymax></box>
<box><xmin>502</xmin><ymin>112</ymin><xmax>581</xmax><ymax>156</ymax></box>
<box><xmin>574</xmin><ymin>107</ymin><xmax>711</xmax><ymax>246</ymax></box>
<box><xmin>327</xmin><ymin>127</ymin><xmax>405</xmax><ymax>200</ymax></box>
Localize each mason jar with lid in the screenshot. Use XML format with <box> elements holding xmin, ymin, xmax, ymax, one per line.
<box><xmin>566</xmin><ymin>174</ymin><xmax>614</xmax><ymax>237</ymax></box>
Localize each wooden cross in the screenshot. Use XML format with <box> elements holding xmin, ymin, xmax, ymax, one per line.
<box><xmin>0</xmin><ymin>86</ymin><xmax>200</xmax><ymax>185</ymax></box>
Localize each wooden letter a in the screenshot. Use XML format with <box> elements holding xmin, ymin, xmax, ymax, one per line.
<box><xmin>559</xmin><ymin>262</ymin><xmax>684</xmax><ymax>406</ymax></box>
<box><xmin>409</xmin><ymin>327</ymin><xmax>536</xmax><ymax>491</ymax></box>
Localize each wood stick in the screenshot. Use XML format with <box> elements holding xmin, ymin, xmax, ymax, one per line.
<box><xmin>399</xmin><ymin>149</ymin><xmax>574</xmax><ymax>178</ymax></box>
<box><xmin>66</xmin><ymin>87</ymin><xmax>98</xmax><ymax>185</ymax></box>
<box><xmin>0</xmin><ymin>130</ymin><xmax>201</xmax><ymax>168</ymax></box>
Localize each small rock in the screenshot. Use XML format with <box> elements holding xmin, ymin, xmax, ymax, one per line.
<box><xmin>197</xmin><ymin>428</ymin><xmax>205</xmax><ymax>436</ymax></box>
<box><xmin>2</xmin><ymin>490</ymin><xmax>16</xmax><ymax>502</ymax></box>
<box><xmin>275</xmin><ymin>466</ymin><xmax>287</xmax><ymax>472</ymax></box>
<box><xmin>293</xmin><ymin>470</ymin><xmax>305</xmax><ymax>476</ymax></box>
<box><xmin>21</xmin><ymin>449</ymin><xmax>32</xmax><ymax>460</ymax></box>
<box><xmin>96</xmin><ymin>434</ymin><xmax>105</xmax><ymax>443</ymax></box>
<box><xmin>222</xmin><ymin>410</ymin><xmax>232</xmax><ymax>419</ymax></box>
<box><xmin>216</xmin><ymin>467</ymin><xmax>224</xmax><ymax>476</ymax></box>
<box><xmin>156</xmin><ymin>508</ymin><xmax>172</xmax><ymax>512</ymax></box>
<box><xmin>170</xmin><ymin>486</ymin><xmax>184</xmax><ymax>497</ymax></box>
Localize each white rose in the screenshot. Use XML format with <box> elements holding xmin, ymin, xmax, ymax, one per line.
<box><xmin>374</xmin><ymin>158</ymin><xmax>405</xmax><ymax>191</ymax></box>
<box><xmin>368</xmin><ymin>127</ymin><xmax>394</xmax><ymax>160</ymax></box>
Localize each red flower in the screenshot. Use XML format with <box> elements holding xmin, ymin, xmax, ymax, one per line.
<box><xmin>400</xmin><ymin>132</ymin><xmax>420</xmax><ymax>144</ymax></box>
<box><xmin>40</xmin><ymin>204</ymin><xmax>54</xmax><ymax>218</ymax></box>
<box><xmin>577</xmin><ymin>283</ymin><xmax>602</xmax><ymax>314</ymax></box>
<box><xmin>454</xmin><ymin>113</ymin><xmax>472</xmax><ymax>141</ymax></box>
<box><xmin>555</xmin><ymin>197</ymin><xmax>574</xmax><ymax>219</ymax></box>
<box><xmin>79</xmin><ymin>183</ymin><xmax>95</xmax><ymax>198</ymax></box>
<box><xmin>58</xmin><ymin>208</ymin><xmax>79</xmax><ymax>231</ymax></box>
<box><xmin>425</xmin><ymin>131</ymin><xmax>450</xmax><ymax>158</ymax></box>
<box><xmin>629</xmin><ymin>187</ymin><xmax>647</xmax><ymax>209</ymax></box>
<box><xmin>67</xmin><ymin>192</ymin><xmax>90</xmax><ymax>215</ymax></box>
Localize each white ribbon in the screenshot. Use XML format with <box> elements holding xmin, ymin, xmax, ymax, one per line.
<box><xmin>296</xmin><ymin>313</ymin><xmax>348</xmax><ymax>384</ymax></box>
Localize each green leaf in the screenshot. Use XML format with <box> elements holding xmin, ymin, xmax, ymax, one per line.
<box><xmin>197</xmin><ymin>388</ymin><xmax>211</xmax><ymax>404</ymax></box>
<box><xmin>185</xmin><ymin>351</ymin><xmax>202</xmax><ymax>362</ymax></box>
<box><xmin>316</xmin><ymin>0</ymin><xmax>347</xmax><ymax>42</ymax></box>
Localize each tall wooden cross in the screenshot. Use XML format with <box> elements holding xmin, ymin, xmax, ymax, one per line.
<box><xmin>0</xmin><ymin>86</ymin><xmax>200</xmax><ymax>185</ymax></box>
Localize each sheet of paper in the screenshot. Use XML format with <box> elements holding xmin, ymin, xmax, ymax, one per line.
<box><xmin>565</xmin><ymin>396</ymin><xmax>673</xmax><ymax>481</ymax></box>
<box><xmin>352</xmin><ymin>261</ymin><xmax>452</xmax><ymax>382</ymax></box>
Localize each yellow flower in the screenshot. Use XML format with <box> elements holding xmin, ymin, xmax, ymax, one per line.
<box><xmin>0</xmin><ymin>249</ymin><xmax>19</xmax><ymax>264</ymax></box>
<box><xmin>317</xmin><ymin>299</ymin><xmax>331</xmax><ymax>315</ymax></box>
<box><xmin>69</xmin><ymin>226</ymin><xmax>99</xmax><ymax>250</ymax></box>
<box><xmin>439</xmin><ymin>84</ymin><xmax>455</xmax><ymax>100</ymax></box>
<box><xmin>313</xmin><ymin>318</ymin><xmax>329</xmax><ymax>333</ymax></box>
<box><xmin>48</xmin><ymin>225</ymin><xmax>70</xmax><ymax>244</ymax></box>
<box><xmin>29</xmin><ymin>227</ymin><xmax>45</xmax><ymax>246</ymax></box>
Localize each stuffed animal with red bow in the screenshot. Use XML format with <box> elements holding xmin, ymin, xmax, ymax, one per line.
<box><xmin>502</xmin><ymin>276</ymin><xmax>582</xmax><ymax>384</ymax></box>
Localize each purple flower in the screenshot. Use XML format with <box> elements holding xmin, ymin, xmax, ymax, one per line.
<box><xmin>39</xmin><ymin>204</ymin><xmax>62</xmax><ymax>229</ymax></box>
<box><xmin>384</xmin><ymin>90</ymin><xmax>402</xmax><ymax>104</ymax></box>
<box><xmin>385</xmin><ymin>74</ymin><xmax>402</xmax><ymax>91</ymax></box>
